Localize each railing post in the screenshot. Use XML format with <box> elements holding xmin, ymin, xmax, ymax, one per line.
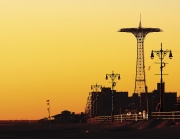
<box><xmin>172</xmin><ymin>112</ymin><xmax>174</xmax><ymax>122</ymax></box>
<box><xmin>146</xmin><ymin>113</ymin><xmax>148</xmax><ymax>120</ymax></box>
<box><xmin>135</xmin><ymin>114</ymin><xmax>137</xmax><ymax>121</ymax></box>
<box><xmin>121</xmin><ymin>114</ymin><xmax>122</xmax><ymax>122</ymax></box>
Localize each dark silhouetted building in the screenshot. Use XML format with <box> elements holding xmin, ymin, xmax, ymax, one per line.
<box><xmin>52</xmin><ymin>110</ymin><xmax>86</xmax><ymax>124</ymax></box>
<box><xmin>128</xmin><ymin>93</ymin><xmax>140</xmax><ymax>113</ymax></box>
<box><xmin>140</xmin><ymin>82</ymin><xmax>177</xmax><ymax>115</ymax></box>
<box><xmin>90</xmin><ymin>87</ymin><xmax>128</xmax><ymax>117</ymax></box>
<box><xmin>88</xmin><ymin>82</ymin><xmax>177</xmax><ymax>118</ymax></box>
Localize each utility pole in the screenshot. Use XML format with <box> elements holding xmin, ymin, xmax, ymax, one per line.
<box><xmin>150</xmin><ymin>43</ymin><xmax>173</xmax><ymax>112</ymax></box>
<box><xmin>105</xmin><ymin>71</ymin><xmax>120</xmax><ymax>122</ymax></box>
<box><xmin>91</xmin><ymin>83</ymin><xmax>102</xmax><ymax>117</ymax></box>
<box><xmin>46</xmin><ymin>100</ymin><xmax>50</xmax><ymax>119</ymax></box>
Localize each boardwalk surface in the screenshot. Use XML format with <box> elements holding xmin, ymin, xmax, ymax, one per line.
<box><xmin>0</xmin><ymin>119</ymin><xmax>180</xmax><ymax>139</ymax></box>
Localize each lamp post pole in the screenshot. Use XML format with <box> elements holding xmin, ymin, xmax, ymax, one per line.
<box><xmin>105</xmin><ymin>71</ymin><xmax>120</xmax><ymax>122</ymax></box>
<box><xmin>150</xmin><ymin>43</ymin><xmax>173</xmax><ymax>112</ymax></box>
<box><xmin>91</xmin><ymin>83</ymin><xmax>102</xmax><ymax>117</ymax></box>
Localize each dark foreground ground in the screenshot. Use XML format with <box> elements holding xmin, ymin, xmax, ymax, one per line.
<box><xmin>0</xmin><ymin>119</ymin><xmax>180</xmax><ymax>139</ymax></box>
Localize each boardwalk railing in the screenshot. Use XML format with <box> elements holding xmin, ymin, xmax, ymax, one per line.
<box><xmin>94</xmin><ymin>113</ymin><xmax>148</xmax><ymax>123</ymax></box>
<box><xmin>0</xmin><ymin>120</ymin><xmax>39</xmax><ymax>125</ymax></box>
<box><xmin>151</xmin><ymin>111</ymin><xmax>180</xmax><ymax>120</ymax></box>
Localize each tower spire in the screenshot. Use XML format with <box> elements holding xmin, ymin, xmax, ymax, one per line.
<box><xmin>118</xmin><ymin>15</ymin><xmax>162</xmax><ymax>95</ymax></box>
<box><xmin>139</xmin><ymin>14</ymin><xmax>141</xmax><ymax>28</ymax></box>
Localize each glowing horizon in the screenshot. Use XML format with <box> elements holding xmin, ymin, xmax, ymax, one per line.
<box><xmin>0</xmin><ymin>0</ymin><xmax>180</xmax><ymax>120</ymax></box>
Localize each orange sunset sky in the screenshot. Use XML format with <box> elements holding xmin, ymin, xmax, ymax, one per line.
<box><xmin>0</xmin><ymin>0</ymin><xmax>180</xmax><ymax>120</ymax></box>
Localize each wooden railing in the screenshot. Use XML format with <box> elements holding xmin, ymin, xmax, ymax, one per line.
<box><xmin>151</xmin><ymin>111</ymin><xmax>180</xmax><ymax>120</ymax></box>
<box><xmin>94</xmin><ymin>113</ymin><xmax>148</xmax><ymax>123</ymax></box>
<box><xmin>94</xmin><ymin>111</ymin><xmax>180</xmax><ymax>123</ymax></box>
<box><xmin>0</xmin><ymin>120</ymin><xmax>39</xmax><ymax>125</ymax></box>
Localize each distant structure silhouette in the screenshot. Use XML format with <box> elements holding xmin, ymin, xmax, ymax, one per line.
<box><xmin>91</xmin><ymin>83</ymin><xmax>102</xmax><ymax>117</ymax></box>
<box><xmin>52</xmin><ymin>110</ymin><xmax>86</xmax><ymax>124</ymax></box>
<box><xmin>118</xmin><ymin>15</ymin><xmax>162</xmax><ymax>94</ymax></box>
<box><xmin>85</xmin><ymin>85</ymin><xmax>177</xmax><ymax>119</ymax></box>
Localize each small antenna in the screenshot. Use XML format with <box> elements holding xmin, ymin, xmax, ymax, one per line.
<box><xmin>139</xmin><ymin>13</ymin><xmax>142</xmax><ymax>28</ymax></box>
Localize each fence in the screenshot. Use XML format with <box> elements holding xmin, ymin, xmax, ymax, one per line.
<box><xmin>151</xmin><ymin>111</ymin><xmax>180</xmax><ymax>121</ymax></box>
<box><xmin>0</xmin><ymin>120</ymin><xmax>39</xmax><ymax>125</ymax></box>
<box><xmin>94</xmin><ymin>113</ymin><xmax>148</xmax><ymax>123</ymax></box>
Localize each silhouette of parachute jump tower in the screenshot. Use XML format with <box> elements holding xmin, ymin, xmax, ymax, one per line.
<box><xmin>118</xmin><ymin>16</ymin><xmax>162</xmax><ymax>94</ymax></box>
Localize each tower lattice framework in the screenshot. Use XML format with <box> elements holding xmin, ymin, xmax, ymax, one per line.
<box><xmin>118</xmin><ymin>17</ymin><xmax>162</xmax><ymax>94</ymax></box>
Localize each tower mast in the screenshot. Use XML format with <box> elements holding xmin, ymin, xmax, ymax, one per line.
<box><xmin>118</xmin><ymin>16</ymin><xmax>162</xmax><ymax>95</ymax></box>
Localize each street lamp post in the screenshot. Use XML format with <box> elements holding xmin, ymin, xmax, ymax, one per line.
<box><xmin>91</xmin><ymin>83</ymin><xmax>102</xmax><ymax>117</ymax></box>
<box><xmin>105</xmin><ymin>71</ymin><xmax>120</xmax><ymax>121</ymax></box>
<box><xmin>150</xmin><ymin>43</ymin><xmax>173</xmax><ymax>112</ymax></box>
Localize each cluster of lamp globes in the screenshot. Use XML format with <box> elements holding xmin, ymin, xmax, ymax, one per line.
<box><xmin>150</xmin><ymin>50</ymin><xmax>173</xmax><ymax>59</ymax></box>
<box><xmin>105</xmin><ymin>74</ymin><xmax>120</xmax><ymax>87</ymax></box>
<box><xmin>90</xmin><ymin>73</ymin><xmax>121</xmax><ymax>91</ymax></box>
<box><xmin>105</xmin><ymin>74</ymin><xmax>121</xmax><ymax>80</ymax></box>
